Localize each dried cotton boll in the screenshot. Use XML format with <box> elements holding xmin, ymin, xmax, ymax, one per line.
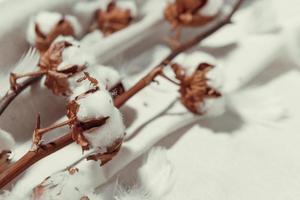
<box><xmin>174</xmin><ymin>51</ymin><xmax>225</xmax><ymax>91</ymax></box>
<box><xmin>171</xmin><ymin>52</ymin><xmax>225</xmax><ymax>116</ymax></box>
<box><xmin>164</xmin><ymin>0</ymin><xmax>216</xmax><ymax>28</ymax></box>
<box><xmin>27</xmin><ymin>11</ymin><xmax>82</xmax><ymax>53</ymax></box>
<box><xmin>39</xmin><ymin>36</ymin><xmax>95</xmax><ymax>96</ymax></box>
<box><xmin>83</xmin><ymin>107</ymin><xmax>125</xmax><ymax>149</ymax></box>
<box><xmin>96</xmin><ymin>0</ymin><xmax>138</xmax><ymax>35</ymax></box>
<box><xmin>76</xmin><ymin>90</ymin><xmax>114</xmax><ymax>122</ymax></box>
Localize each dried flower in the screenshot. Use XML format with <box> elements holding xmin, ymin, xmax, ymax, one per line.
<box><xmin>27</xmin><ymin>12</ymin><xmax>82</xmax><ymax>53</ymax></box>
<box><xmin>170</xmin><ymin>52</ymin><xmax>225</xmax><ymax>116</ymax></box>
<box><xmin>67</xmin><ymin>75</ymin><xmax>125</xmax><ymax>151</ymax></box>
<box><xmin>95</xmin><ymin>1</ymin><xmax>136</xmax><ymax>35</ymax></box>
<box><xmin>172</xmin><ymin>62</ymin><xmax>221</xmax><ymax>114</ymax></box>
<box><xmin>164</xmin><ymin>0</ymin><xmax>220</xmax><ymax>28</ymax></box>
<box><xmin>39</xmin><ymin>38</ymin><xmax>90</xmax><ymax>96</ymax></box>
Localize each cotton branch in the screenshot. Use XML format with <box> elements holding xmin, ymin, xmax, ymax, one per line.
<box><xmin>0</xmin><ymin>75</ymin><xmax>42</xmax><ymax>116</ymax></box>
<box><xmin>0</xmin><ymin>0</ymin><xmax>243</xmax><ymax>189</ymax></box>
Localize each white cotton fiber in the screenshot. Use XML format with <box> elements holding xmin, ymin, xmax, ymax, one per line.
<box><xmin>69</xmin><ymin>79</ymin><xmax>96</xmax><ymax>100</ymax></box>
<box><xmin>206</xmin><ymin>63</ymin><xmax>225</xmax><ymax>92</ymax></box>
<box><xmin>65</xmin><ymin>15</ymin><xmax>82</xmax><ymax>36</ymax></box>
<box><xmin>174</xmin><ymin>52</ymin><xmax>224</xmax><ymax>92</ymax></box>
<box><xmin>81</xmin><ymin>30</ymin><xmax>104</xmax><ymax>49</ymax></box>
<box><xmin>87</xmin><ymin>65</ymin><xmax>122</xmax><ymax>89</ymax></box>
<box><xmin>57</xmin><ymin>44</ymin><xmax>95</xmax><ymax>71</ymax></box>
<box><xmin>84</xmin><ymin>107</ymin><xmax>125</xmax><ymax>149</ymax></box>
<box><xmin>199</xmin><ymin>0</ymin><xmax>223</xmax><ymax>16</ymax></box>
<box><xmin>27</xmin><ymin>12</ymin><xmax>62</xmax><ymax>45</ymax></box>
<box><xmin>117</xmin><ymin>1</ymin><xmax>138</xmax><ymax>17</ymax></box>
<box><xmin>174</xmin><ymin>52</ymin><xmax>217</xmax><ymax>76</ymax></box>
<box><xmin>26</xmin><ymin>12</ymin><xmax>82</xmax><ymax>45</ymax></box>
<box><xmin>77</xmin><ymin>90</ymin><xmax>114</xmax><ymax>122</ymax></box>
<box><xmin>198</xmin><ymin>96</ymin><xmax>226</xmax><ymax>117</ymax></box>
<box><xmin>53</xmin><ymin>35</ymin><xmax>79</xmax><ymax>44</ymax></box>
<box><xmin>0</xmin><ymin>129</ymin><xmax>15</xmax><ymax>152</ymax></box>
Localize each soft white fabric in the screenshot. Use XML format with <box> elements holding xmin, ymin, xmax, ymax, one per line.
<box><xmin>1</xmin><ymin>0</ymin><xmax>300</xmax><ymax>200</ymax></box>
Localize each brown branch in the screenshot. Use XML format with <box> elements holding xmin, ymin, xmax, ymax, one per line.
<box><xmin>0</xmin><ymin>75</ymin><xmax>43</xmax><ymax>116</ymax></box>
<box><xmin>0</xmin><ymin>0</ymin><xmax>243</xmax><ymax>189</ymax></box>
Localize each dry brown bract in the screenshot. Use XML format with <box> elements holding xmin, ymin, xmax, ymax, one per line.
<box><xmin>165</xmin><ymin>0</ymin><xmax>213</xmax><ymax>28</ymax></box>
<box><xmin>87</xmin><ymin>138</ymin><xmax>123</xmax><ymax>166</ymax></box>
<box><xmin>171</xmin><ymin>62</ymin><xmax>221</xmax><ymax>114</ymax></box>
<box><xmin>96</xmin><ymin>1</ymin><xmax>133</xmax><ymax>35</ymax></box>
<box><xmin>35</xmin><ymin>17</ymin><xmax>75</xmax><ymax>53</ymax></box>
<box><xmin>39</xmin><ymin>41</ymin><xmax>86</xmax><ymax>96</ymax></box>
<box><xmin>66</xmin><ymin>75</ymin><xmax>106</xmax><ymax>151</ymax></box>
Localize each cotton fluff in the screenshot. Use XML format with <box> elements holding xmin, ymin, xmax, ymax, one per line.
<box><xmin>115</xmin><ymin>147</ymin><xmax>174</xmax><ymax>200</ymax></box>
<box><xmin>69</xmin><ymin>65</ymin><xmax>122</xmax><ymax>97</ymax></box>
<box><xmin>27</xmin><ymin>11</ymin><xmax>82</xmax><ymax>45</ymax></box>
<box><xmin>174</xmin><ymin>51</ymin><xmax>224</xmax><ymax>91</ymax></box>
<box><xmin>174</xmin><ymin>51</ymin><xmax>226</xmax><ymax>117</ymax></box>
<box><xmin>199</xmin><ymin>0</ymin><xmax>223</xmax><ymax>16</ymax></box>
<box><xmin>83</xmin><ymin>107</ymin><xmax>125</xmax><ymax>149</ymax></box>
<box><xmin>0</xmin><ymin>129</ymin><xmax>15</xmax><ymax>152</ymax></box>
<box><xmin>53</xmin><ymin>36</ymin><xmax>95</xmax><ymax>71</ymax></box>
<box><xmin>57</xmin><ymin>44</ymin><xmax>95</xmax><ymax>71</ymax></box>
<box><xmin>76</xmin><ymin>90</ymin><xmax>114</xmax><ymax>122</ymax></box>
<box><xmin>81</xmin><ymin>30</ymin><xmax>104</xmax><ymax>49</ymax></box>
<box><xmin>87</xmin><ymin>65</ymin><xmax>122</xmax><ymax>89</ymax></box>
<box><xmin>31</xmin><ymin>170</ymin><xmax>89</xmax><ymax>200</ymax></box>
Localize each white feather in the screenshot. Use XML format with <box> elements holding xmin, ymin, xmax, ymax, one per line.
<box><xmin>0</xmin><ymin>47</ymin><xmax>39</xmax><ymax>97</ymax></box>
<box><xmin>115</xmin><ymin>147</ymin><xmax>174</xmax><ymax>200</ymax></box>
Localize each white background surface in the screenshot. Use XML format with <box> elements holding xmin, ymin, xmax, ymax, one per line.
<box><xmin>1</xmin><ymin>0</ymin><xmax>300</xmax><ymax>199</ymax></box>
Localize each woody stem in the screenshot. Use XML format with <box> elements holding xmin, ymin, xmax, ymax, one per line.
<box><xmin>0</xmin><ymin>0</ymin><xmax>243</xmax><ymax>189</ymax></box>
<box><xmin>32</xmin><ymin>118</ymin><xmax>75</xmax><ymax>148</ymax></box>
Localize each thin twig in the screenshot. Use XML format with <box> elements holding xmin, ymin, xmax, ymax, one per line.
<box><xmin>0</xmin><ymin>75</ymin><xmax>43</xmax><ymax>116</ymax></box>
<box><xmin>0</xmin><ymin>0</ymin><xmax>243</xmax><ymax>189</ymax></box>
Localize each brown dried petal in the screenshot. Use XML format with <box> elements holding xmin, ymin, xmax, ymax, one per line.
<box><xmin>172</xmin><ymin>63</ymin><xmax>221</xmax><ymax>114</ymax></box>
<box><xmin>67</xmin><ymin>100</ymin><xmax>80</xmax><ymax>120</ymax></box>
<box><xmin>39</xmin><ymin>41</ymin><xmax>72</xmax><ymax>71</ymax></box>
<box><xmin>72</xmin><ymin>124</ymin><xmax>90</xmax><ymax>151</ymax></box>
<box><xmin>35</xmin><ymin>18</ymin><xmax>75</xmax><ymax>53</ymax></box>
<box><xmin>87</xmin><ymin>138</ymin><xmax>123</xmax><ymax>166</ymax></box>
<box><xmin>44</xmin><ymin>70</ymin><xmax>72</xmax><ymax>96</ymax></box>
<box><xmin>164</xmin><ymin>0</ymin><xmax>212</xmax><ymax>28</ymax></box>
<box><xmin>96</xmin><ymin>2</ymin><xmax>133</xmax><ymax>35</ymax></box>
